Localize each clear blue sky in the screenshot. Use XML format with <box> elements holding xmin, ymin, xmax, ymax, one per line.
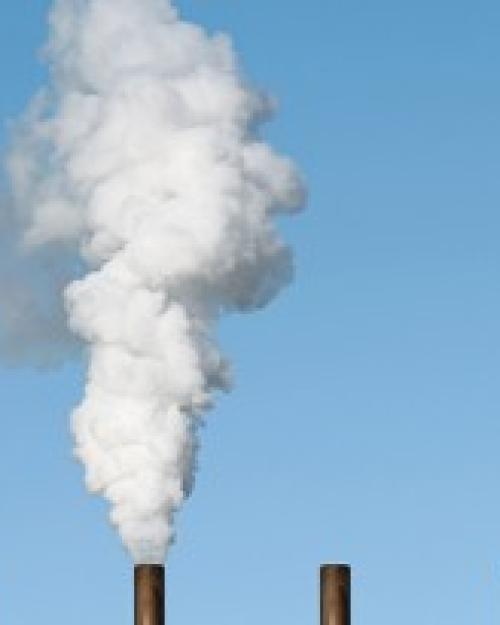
<box><xmin>1</xmin><ymin>0</ymin><xmax>500</xmax><ymax>623</ymax></box>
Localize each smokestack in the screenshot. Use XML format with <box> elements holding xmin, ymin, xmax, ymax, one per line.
<box><xmin>320</xmin><ymin>564</ymin><xmax>351</xmax><ymax>625</ymax></box>
<box><xmin>134</xmin><ymin>565</ymin><xmax>165</xmax><ymax>625</ymax></box>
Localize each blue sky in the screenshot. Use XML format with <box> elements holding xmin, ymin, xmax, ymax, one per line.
<box><xmin>1</xmin><ymin>0</ymin><xmax>500</xmax><ymax>623</ymax></box>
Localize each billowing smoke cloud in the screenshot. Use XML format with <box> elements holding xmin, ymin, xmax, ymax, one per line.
<box><xmin>5</xmin><ymin>0</ymin><xmax>305</xmax><ymax>563</ymax></box>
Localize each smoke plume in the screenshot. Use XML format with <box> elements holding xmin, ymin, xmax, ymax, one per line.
<box><xmin>5</xmin><ymin>0</ymin><xmax>305</xmax><ymax>563</ymax></box>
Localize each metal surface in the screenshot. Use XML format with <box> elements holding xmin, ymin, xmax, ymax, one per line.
<box><xmin>320</xmin><ymin>564</ymin><xmax>351</xmax><ymax>625</ymax></box>
<box><xmin>134</xmin><ymin>565</ymin><xmax>165</xmax><ymax>625</ymax></box>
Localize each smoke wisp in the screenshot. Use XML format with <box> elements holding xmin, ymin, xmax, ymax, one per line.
<box><xmin>5</xmin><ymin>0</ymin><xmax>305</xmax><ymax>563</ymax></box>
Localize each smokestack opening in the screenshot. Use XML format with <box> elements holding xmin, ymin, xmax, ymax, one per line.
<box><xmin>320</xmin><ymin>564</ymin><xmax>351</xmax><ymax>625</ymax></box>
<box><xmin>134</xmin><ymin>565</ymin><xmax>165</xmax><ymax>625</ymax></box>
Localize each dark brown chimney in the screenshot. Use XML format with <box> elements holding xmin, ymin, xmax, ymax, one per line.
<box><xmin>134</xmin><ymin>565</ymin><xmax>165</xmax><ymax>625</ymax></box>
<box><xmin>320</xmin><ymin>564</ymin><xmax>351</xmax><ymax>625</ymax></box>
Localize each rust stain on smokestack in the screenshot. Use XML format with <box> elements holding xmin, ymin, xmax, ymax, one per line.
<box><xmin>134</xmin><ymin>565</ymin><xmax>165</xmax><ymax>625</ymax></box>
<box><xmin>320</xmin><ymin>564</ymin><xmax>351</xmax><ymax>625</ymax></box>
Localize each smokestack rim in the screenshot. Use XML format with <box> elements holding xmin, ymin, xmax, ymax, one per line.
<box><xmin>134</xmin><ymin>564</ymin><xmax>165</xmax><ymax>571</ymax></box>
<box><xmin>320</xmin><ymin>563</ymin><xmax>351</xmax><ymax>572</ymax></box>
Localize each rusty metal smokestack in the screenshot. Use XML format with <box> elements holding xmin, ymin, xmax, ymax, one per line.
<box><xmin>320</xmin><ymin>564</ymin><xmax>351</xmax><ymax>625</ymax></box>
<box><xmin>134</xmin><ymin>565</ymin><xmax>165</xmax><ymax>625</ymax></box>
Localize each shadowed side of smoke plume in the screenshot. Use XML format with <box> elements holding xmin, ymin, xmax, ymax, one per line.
<box><xmin>0</xmin><ymin>197</ymin><xmax>80</xmax><ymax>367</ymax></box>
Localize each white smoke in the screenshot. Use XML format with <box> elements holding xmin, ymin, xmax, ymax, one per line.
<box><xmin>5</xmin><ymin>0</ymin><xmax>305</xmax><ymax>563</ymax></box>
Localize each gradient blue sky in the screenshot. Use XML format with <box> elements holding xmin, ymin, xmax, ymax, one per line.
<box><xmin>1</xmin><ymin>1</ymin><xmax>500</xmax><ymax>623</ymax></box>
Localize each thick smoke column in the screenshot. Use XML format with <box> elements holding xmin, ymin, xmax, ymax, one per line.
<box><xmin>6</xmin><ymin>0</ymin><xmax>304</xmax><ymax>563</ymax></box>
